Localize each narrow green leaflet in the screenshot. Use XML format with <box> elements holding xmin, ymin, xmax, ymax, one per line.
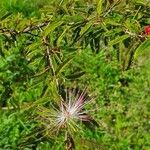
<box><xmin>26</xmin><ymin>42</ymin><xmax>41</xmax><ymax>52</ymax></box>
<box><xmin>80</xmin><ymin>22</ymin><xmax>93</xmax><ymax>36</ymax></box>
<box><xmin>133</xmin><ymin>0</ymin><xmax>149</xmax><ymax>6</ymax></box>
<box><xmin>55</xmin><ymin>55</ymin><xmax>74</xmax><ymax>76</ymax></box>
<box><xmin>66</xmin><ymin>71</ymin><xmax>85</xmax><ymax>79</ymax></box>
<box><xmin>96</xmin><ymin>0</ymin><xmax>103</xmax><ymax>15</ymax></box>
<box><xmin>108</xmin><ymin>35</ymin><xmax>129</xmax><ymax>46</ymax></box>
<box><xmin>43</xmin><ymin>21</ymin><xmax>63</xmax><ymax>37</ymax></box>
<box><xmin>57</xmin><ymin>27</ymin><xmax>68</xmax><ymax>47</ymax></box>
<box><xmin>105</xmin><ymin>28</ymin><xmax>122</xmax><ymax>37</ymax></box>
<box><xmin>0</xmin><ymin>12</ymin><xmax>12</xmax><ymax>20</ymax></box>
<box><xmin>134</xmin><ymin>37</ymin><xmax>150</xmax><ymax>59</ymax></box>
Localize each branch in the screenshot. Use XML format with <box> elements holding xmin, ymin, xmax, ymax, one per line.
<box><xmin>0</xmin><ymin>20</ymin><xmax>50</xmax><ymax>37</ymax></box>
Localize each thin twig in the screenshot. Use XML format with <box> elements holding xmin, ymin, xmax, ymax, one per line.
<box><xmin>0</xmin><ymin>20</ymin><xmax>50</xmax><ymax>37</ymax></box>
<box><xmin>43</xmin><ymin>36</ymin><xmax>55</xmax><ymax>76</ymax></box>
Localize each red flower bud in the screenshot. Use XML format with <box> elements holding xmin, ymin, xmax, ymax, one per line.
<box><xmin>144</xmin><ymin>25</ymin><xmax>150</xmax><ymax>35</ymax></box>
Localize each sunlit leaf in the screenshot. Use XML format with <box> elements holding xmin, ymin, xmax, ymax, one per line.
<box><xmin>57</xmin><ymin>27</ymin><xmax>68</xmax><ymax>47</ymax></box>
<box><xmin>55</xmin><ymin>55</ymin><xmax>74</xmax><ymax>76</ymax></box>
<box><xmin>96</xmin><ymin>0</ymin><xmax>103</xmax><ymax>15</ymax></box>
<box><xmin>134</xmin><ymin>37</ymin><xmax>150</xmax><ymax>59</ymax></box>
<box><xmin>43</xmin><ymin>21</ymin><xmax>63</xmax><ymax>37</ymax></box>
<box><xmin>80</xmin><ymin>22</ymin><xmax>93</xmax><ymax>36</ymax></box>
<box><xmin>108</xmin><ymin>35</ymin><xmax>129</xmax><ymax>46</ymax></box>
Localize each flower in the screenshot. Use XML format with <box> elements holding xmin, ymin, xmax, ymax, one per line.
<box><xmin>56</xmin><ymin>89</ymin><xmax>91</xmax><ymax>128</ymax></box>
<box><xmin>144</xmin><ymin>25</ymin><xmax>150</xmax><ymax>35</ymax></box>
<box><xmin>36</xmin><ymin>88</ymin><xmax>97</xmax><ymax>134</ymax></box>
<box><xmin>34</xmin><ymin>88</ymin><xmax>99</xmax><ymax>150</ymax></box>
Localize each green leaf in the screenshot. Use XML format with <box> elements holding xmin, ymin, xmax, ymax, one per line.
<box><xmin>43</xmin><ymin>21</ymin><xmax>63</xmax><ymax>37</ymax></box>
<box><xmin>105</xmin><ymin>28</ymin><xmax>122</xmax><ymax>37</ymax></box>
<box><xmin>108</xmin><ymin>35</ymin><xmax>129</xmax><ymax>46</ymax></box>
<box><xmin>66</xmin><ymin>71</ymin><xmax>85</xmax><ymax>79</ymax></box>
<box><xmin>62</xmin><ymin>15</ymin><xmax>84</xmax><ymax>23</ymax></box>
<box><xmin>134</xmin><ymin>37</ymin><xmax>150</xmax><ymax>59</ymax></box>
<box><xmin>26</xmin><ymin>42</ymin><xmax>41</xmax><ymax>52</ymax></box>
<box><xmin>57</xmin><ymin>27</ymin><xmax>68</xmax><ymax>47</ymax></box>
<box><xmin>55</xmin><ymin>55</ymin><xmax>74</xmax><ymax>76</ymax></box>
<box><xmin>96</xmin><ymin>0</ymin><xmax>103</xmax><ymax>15</ymax></box>
<box><xmin>0</xmin><ymin>12</ymin><xmax>12</xmax><ymax>21</ymax></box>
<box><xmin>133</xmin><ymin>0</ymin><xmax>149</xmax><ymax>6</ymax></box>
<box><xmin>105</xmin><ymin>17</ymin><xmax>121</xmax><ymax>26</ymax></box>
<box><xmin>80</xmin><ymin>22</ymin><xmax>93</xmax><ymax>36</ymax></box>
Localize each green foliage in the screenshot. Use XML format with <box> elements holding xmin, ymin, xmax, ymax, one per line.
<box><xmin>0</xmin><ymin>0</ymin><xmax>150</xmax><ymax>149</ymax></box>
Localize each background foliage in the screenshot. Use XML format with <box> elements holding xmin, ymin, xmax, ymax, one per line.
<box><xmin>0</xmin><ymin>0</ymin><xmax>150</xmax><ymax>149</ymax></box>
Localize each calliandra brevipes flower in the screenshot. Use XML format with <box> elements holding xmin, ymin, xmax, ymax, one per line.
<box><xmin>36</xmin><ymin>88</ymin><xmax>98</xmax><ymax>135</ymax></box>
<box><xmin>144</xmin><ymin>25</ymin><xmax>150</xmax><ymax>35</ymax></box>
